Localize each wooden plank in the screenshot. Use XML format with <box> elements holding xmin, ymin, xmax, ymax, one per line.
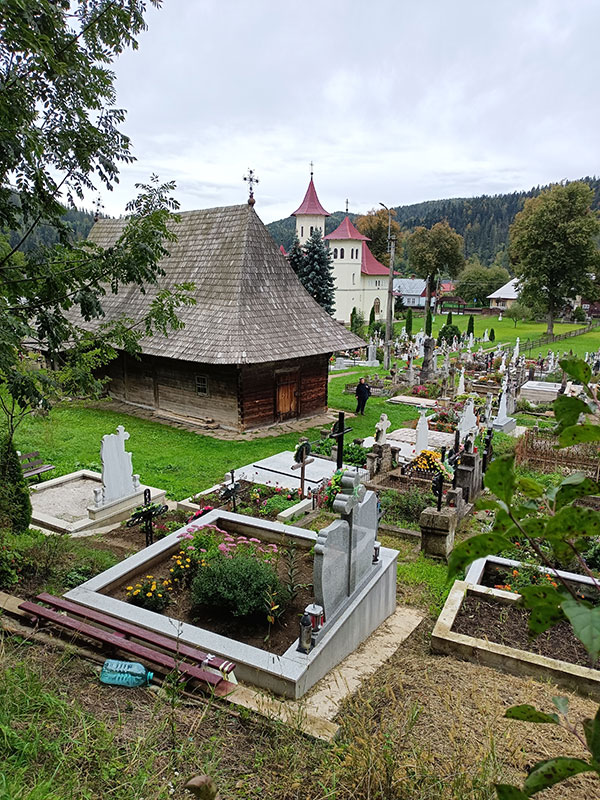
<box><xmin>18</xmin><ymin>601</ymin><xmax>234</xmax><ymax>693</ymax></box>
<box><xmin>19</xmin><ymin>451</ymin><xmax>40</xmax><ymax>461</ymax></box>
<box><xmin>35</xmin><ymin>593</ymin><xmax>235</xmax><ymax>674</ymax></box>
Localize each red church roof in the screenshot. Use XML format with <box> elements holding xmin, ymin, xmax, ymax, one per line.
<box><xmin>291</xmin><ymin>178</ymin><xmax>330</xmax><ymax>217</ymax></box>
<box><xmin>279</xmin><ymin>244</ymin><xmax>288</xmax><ymax>257</ymax></box>
<box><xmin>324</xmin><ymin>215</ymin><xmax>370</xmax><ymax>241</ymax></box>
<box><xmin>361</xmin><ymin>244</ymin><xmax>389</xmax><ymax>276</ymax></box>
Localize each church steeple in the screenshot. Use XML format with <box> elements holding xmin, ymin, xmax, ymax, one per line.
<box><xmin>291</xmin><ymin>165</ymin><xmax>330</xmax><ymax>245</ymax></box>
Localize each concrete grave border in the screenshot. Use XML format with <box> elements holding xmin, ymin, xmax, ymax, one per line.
<box><xmin>65</xmin><ymin>509</ymin><xmax>398</xmax><ymax>699</ymax></box>
<box><xmin>432</xmin><ymin>577</ymin><xmax>600</xmax><ymax>699</ymax></box>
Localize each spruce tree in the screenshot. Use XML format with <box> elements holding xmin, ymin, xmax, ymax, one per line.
<box><xmin>369</xmin><ymin>304</ymin><xmax>376</xmax><ymax>327</ymax></box>
<box><xmin>446</xmin><ymin>310</ymin><xmax>453</xmax><ymax>325</ymax></box>
<box><xmin>467</xmin><ymin>314</ymin><xmax>475</xmax><ymax>337</ymax></box>
<box><xmin>0</xmin><ymin>435</ymin><xmax>31</xmax><ymax>533</ymax></box>
<box><xmin>287</xmin><ymin>236</ymin><xmax>305</xmax><ymax>277</ymax></box>
<box><xmin>405</xmin><ymin>308</ymin><xmax>413</xmax><ymax>337</ymax></box>
<box><xmin>490</xmin><ymin>328</ymin><xmax>495</xmax><ymax>342</ymax></box>
<box><xmin>425</xmin><ymin>306</ymin><xmax>433</xmax><ymax>336</ymax></box>
<box><xmin>300</xmin><ymin>230</ymin><xmax>336</xmax><ymax>315</ymax></box>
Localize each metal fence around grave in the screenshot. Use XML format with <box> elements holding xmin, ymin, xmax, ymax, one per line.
<box><xmin>515</xmin><ymin>428</ymin><xmax>600</xmax><ymax>478</ymax></box>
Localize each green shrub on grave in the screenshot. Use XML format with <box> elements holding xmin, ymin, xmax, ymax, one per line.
<box><xmin>437</xmin><ymin>323</ymin><xmax>461</xmax><ymax>347</ymax></box>
<box><xmin>191</xmin><ymin>551</ymin><xmax>283</xmax><ymax>618</ymax></box>
<box><xmin>0</xmin><ymin>435</ymin><xmax>32</xmax><ymax>533</ymax></box>
<box><xmin>379</xmin><ymin>487</ymin><xmax>436</xmax><ymax>526</ymax></box>
<box><xmin>0</xmin><ymin>534</ymin><xmax>24</xmax><ymax>590</ymax></box>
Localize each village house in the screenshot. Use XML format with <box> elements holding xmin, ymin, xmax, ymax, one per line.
<box><xmin>82</xmin><ymin>203</ymin><xmax>363</xmax><ymax>431</ymax></box>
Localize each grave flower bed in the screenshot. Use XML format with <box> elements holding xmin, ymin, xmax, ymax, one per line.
<box><xmin>110</xmin><ymin>520</ymin><xmax>313</xmax><ymax>655</ymax></box>
<box><xmin>410</xmin><ymin>450</ymin><xmax>453</xmax><ymax>480</ymax></box>
<box><xmin>192</xmin><ymin>480</ymin><xmax>302</xmax><ymax>521</ymax></box>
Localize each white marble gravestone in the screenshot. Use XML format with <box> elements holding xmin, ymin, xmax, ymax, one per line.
<box><xmin>375</xmin><ymin>413</ymin><xmax>391</xmax><ymax>444</ymax></box>
<box><xmin>458</xmin><ymin>398</ymin><xmax>478</xmax><ymax>440</ymax></box>
<box><xmin>457</xmin><ymin>367</ymin><xmax>465</xmax><ymax>395</ymax></box>
<box><xmin>511</xmin><ymin>337</ymin><xmax>520</xmax><ymax>365</ymax></box>
<box><xmin>493</xmin><ymin>377</ymin><xmax>517</xmax><ymax>433</ymax></box>
<box><xmin>314</xmin><ymin>471</ymin><xmax>378</xmax><ymax>618</ymax></box>
<box><xmin>415</xmin><ymin>407</ymin><xmax>430</xmax><ymax>455</ymax></box>
<box><xmin>94</xmin><ymin>425</ymin><xmax>140</xmax><ymax>507</ymax></box>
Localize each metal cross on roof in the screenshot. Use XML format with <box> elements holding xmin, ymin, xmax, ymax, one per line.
<box><xmin>310</xmin><ymin>160</ymin><xmax>314</xmax><ymax>178</ymax></box>
<box><xmin>243</xmin><ymin>168</ymin><xmax>259</xmax><ymax>205</ymax></box>
<box><xmin>345</xmin><ymin>198</ymin><xmax>349</xmax><ymax>214</ymax></box>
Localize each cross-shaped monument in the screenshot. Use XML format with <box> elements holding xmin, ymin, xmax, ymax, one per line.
<box><xmin>126</xmin><ymin>488</ymin><xmax>168</xmax><ymax>548</ymax></box>
<box><xmin>291</xmin><ymin>439</ymin><xmax>314</xmax><ymax>498</ymax></box>
<box><xmin>220</xmin><ymin>470</ymin><xmax>241</xmax><ymax>512</ymax></box>
<box><xmin>329</xmin><ymin>411</ymin><xmax>352</xmax><ymax>470</ymax></box>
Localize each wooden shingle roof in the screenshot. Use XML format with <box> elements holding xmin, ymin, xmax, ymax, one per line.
<box><xmin>84</xmin><ymin>204</ymin><xmax>363</xmax><ymax>365</ymax></box>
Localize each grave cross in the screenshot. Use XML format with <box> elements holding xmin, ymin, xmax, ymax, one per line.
<box><xmin>291</xmin><ymin>439</ymin><xmax>315</xmax><ymax>499</ymax></box>
<box><xmin>126</xmin><ymin>488</ymin><xmax>168</xmax><ymax>548</ymax></box>
<box><xmin>431</xmin><ymin>471</ymin><xmax>444</xmax><ymax>512</ymax></box>
<box><xmin>220</xmin><ymin>470</ymin><xmax>241</xmax><ymax>512</ymax></box>
<box><xmin>447</xmin><ymin>449</ymin><xmax>460</xmax><ymax>490</ymax></box>
<box><xmin>329</xmin><ymin>411</ymin><xmax>353</xmax><ymax>471</ymax></box>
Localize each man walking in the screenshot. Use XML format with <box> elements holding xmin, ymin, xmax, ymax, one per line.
<box><xmin>355</xmin><ymin>377</ymin><xmax>371</xmax><ymax>415</ymax></box>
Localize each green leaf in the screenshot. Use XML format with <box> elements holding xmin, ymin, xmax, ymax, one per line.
<box><xmin>553</xmin><ymin>473</ymin><xmax>600</xmax><ymax>511</ymax></box>
<box><xmin>553</xmin><ymin>394</ymin><xmax>590</xmax><ymax>428</ymax></box>
<box><xmin>474</xmin><ymin>497</ymin><xmax>500</xmax><ymax>511</ymax></box>
<box><xmin>517</xmin><ymin>477</ymin><xmax>544</xmax><ymax>499</ymax></box>
<box><xmin>559</xmin><ymin>357</ymin><xmax>592</xmax><ymax>386</ymax></box>
<box><xmin>493</xmin><ymin>507</ymin><xmax>514</xmax><ymax>535</ymax></box>
<box><xmin>545</xmin><ymin>506</ymin><xmax>600</xmax><ymax>540</ymax></box>
<box><xmin>551</xmin><ymin>696</ymin><xmax>569</xmax><ymax>716</ymax></box>
<box><xmin>583</xmin><ymin>706</ymin><xmax>600</xmax><ymax>762</ymax></box>
<box><xmin>558</xmin><ymin>423</ymin><xmax>600</xmax><ymax>447</ymax></box>
<box><xmin>519</xmin><ymin>585</ymin><xmax>565</xmax><ymax>635</ymax></box>
<box><xmin>495</xmin><ymin>785</ymin><xmax>529</xmax><ymax>800</ymax></box>
<box><xmin>523</xmin><ymin>756</ymin><xmax>595</xmax><ymax>795</ymax></box>
<box><xmin>505</xmin><ymin>704</ymin><xmax>558</xmax><ymax>724</ymax></box>
<box><xmin>562</xmin><ymin>598</ymin><xmax>600</xmax><ymax>663</ymax></box>
<box><xmin>484</xmin><ymin>455</ymin><xmax>516</xmax><ymax>505</ymax></box>
<box><xmin>447</xmin><ymin>533</ymin><xmax>512</xmax><ymax>583</ymax></box>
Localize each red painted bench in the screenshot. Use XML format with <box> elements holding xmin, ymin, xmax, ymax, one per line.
<box><xmin>19</xmin><ymin>598</ymin><xmax>236</xmax><ymax>696</ymax></box>
<box><xmin>34</xmin><ymin>593</ymin><xmax>236</xmax><ymax>677</ymax></box>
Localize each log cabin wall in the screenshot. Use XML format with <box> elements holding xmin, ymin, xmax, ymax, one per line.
<box><xmin>104</xmin><ymin>352</ymin><xmax>240</xmax><ymax>429</ymax></box>
<box><xmin>239</xmin><ymin>354</ymin><xmax>328</xmax><ymax>430</ymax></box>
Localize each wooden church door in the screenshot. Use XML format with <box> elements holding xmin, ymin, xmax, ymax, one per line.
<box><xmin>276</xmin><ymin>371</ymin><xmax>299</xmax><ymax>421</ymax></box>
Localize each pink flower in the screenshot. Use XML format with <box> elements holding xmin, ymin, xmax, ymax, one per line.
<box><xmin>237</xmin><ymin>536</ymin><xmax>248</xmax><ymax>541</ymax></box>
<box><xmin>249</xmin><ymin>538</ymin><xmax>260</xmax><ymax>543</ymax></box>
<box><xmin>217</xmin><ymin>543</ymin><xmax>229</xmax><ymax>553</ymax></box>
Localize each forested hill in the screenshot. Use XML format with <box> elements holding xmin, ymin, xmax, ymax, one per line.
<box><xmin>7</xmin><ymin>205</ymin><xmax>96</xmax><ymax>253</ymax></box>
<box><xmin>267</xmin><ymin>176</ymin><xmax>600</xmax><ymax>265</ymax></box>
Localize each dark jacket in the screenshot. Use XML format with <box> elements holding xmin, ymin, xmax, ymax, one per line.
<box><xmin>355</xmin><ymin>381</ymin><xmax>371</xmax><ymax>400</ymax></box>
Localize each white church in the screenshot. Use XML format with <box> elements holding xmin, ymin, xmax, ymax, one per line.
<box><xmin>291</xmin><ymin>175</ymin><xmax>388</xmax><ymax>324</ymax></box>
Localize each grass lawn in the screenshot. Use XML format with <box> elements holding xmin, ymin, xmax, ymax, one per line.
<box><xmin>14</xmin><ymin>373</ymin><xmax>418</xmax><ymax>500</ymax></box>
<box><xmin>396</xmin><ymin>313</ymin><xmax>600</xmax><ymax>357</ymax></box>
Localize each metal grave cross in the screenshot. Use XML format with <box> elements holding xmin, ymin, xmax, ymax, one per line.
<box><xmin>220</xmin><ymin>470</ymin><xmax>241</xmax><ymax>512</ymax></box>
<box><xmin>291</xmin><ymin>439</ymin><xmax>315</xmax><ymax>499</ymax></box>
<box><xmin>329</xmin><ymin>411</ymin><xmax>353</xmax><ymax>471</ymax></box>
<box><xmin>126</xmin><ymin>488</ymin><xmax>168</xmax><ymax>548</ymax></box>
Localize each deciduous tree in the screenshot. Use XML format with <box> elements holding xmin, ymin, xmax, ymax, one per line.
<box><xmin>509</xmin><ymin>182</ymin><xmax>600</xmax><ymax>334</ymax></box>
<box><xmin>407</xmin><ymin>221</ymin><xmax>465</xmax><ymax>309</ymax></box>
<box><xmin>355</xmin><ymin>208</ymin><xmax>402</xmax><ymax>266</ymax></box>
<box><xmin>505</xmin><ymin>301</ymin><xmax>532</xmax><ymax>328</ymax></box>
<box><xmin>455</xmin><ymin>264</ymin><xmax>510</xmax><ymax>306</ymax></box>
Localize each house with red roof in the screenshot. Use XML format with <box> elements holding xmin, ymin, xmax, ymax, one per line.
<box><xmin>291</xmin><ymin>174</ymin><xmax>389</xmax><ymax>323</ymax></box>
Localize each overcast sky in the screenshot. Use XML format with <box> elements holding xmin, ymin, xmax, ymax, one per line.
<box><xmin>100</xmin><ymin>0</ymin><xmax>600</xmax><ymax>224</ymax></box>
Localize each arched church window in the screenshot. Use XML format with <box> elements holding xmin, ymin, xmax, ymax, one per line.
<box><xmin>340</xmin><ymin>248</ymin><xmax>345</xmax><ymax>259</ymax></box>
<box><xmin>333</xmin><ymin>248</ymin><xmax>338</xmax><ymax>259</ymax></box>
<box><xmin>310</xmin><ymin>226</ymin><xmax>313</xmax><ymax>235</ymax></box>
<box><xmin>374</xmin><ymin>297</ymin><xmax>381</xmax><ymax>315</ymax></box>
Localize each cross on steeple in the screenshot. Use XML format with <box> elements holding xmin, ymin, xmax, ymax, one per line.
<box><xmin>310</xmin><ymin>160</ymin><xmax>314</xmax><ymax>178</ymax></box>
<box><xmin>345</xmin><ymin>198</ymin><xmax>349</xmax><ymax>214</ymax></box>
<box><xmin>243</xmin><ymin>168</ymin><xmax>259</xmax><ymax>206</ymax></box>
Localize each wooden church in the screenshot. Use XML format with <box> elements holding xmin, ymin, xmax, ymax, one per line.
<box><xmin>84</xmin><ymin>203</ymin><xmax>363</xmax><ymax>431</ymax></box>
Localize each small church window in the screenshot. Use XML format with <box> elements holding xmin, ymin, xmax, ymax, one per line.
<box><xmin>301</xmin><ymin>226</ymin><xmax>304</xmax><ymax>237</ymax></box>
<box><xmin>374</xmin><ymin>298</ymin><xmax>381</xmax><ymax>314</ymax></box>
<box><xmin>333</xmin><ymin>248</ymin><xmax>338</xmax><ymax>258</ymax></box>
<box><xmin>352</xmin><ymin>273</ymin><xmax>355</xmax><ymax>285</ymax></box>
<box><xmin>195</xmin><ymin>375</ymin><xmax>209</xmax><ymax>396</ymax></box>
<box><xmin>310</xmin><ymin>226</ymin><xmax>313</xmax><ymax>235</ymax></box>
<box><xmin>340</xmin><ymin>248</ymin><xmax>345</xmax><ymax>259</ymax></box>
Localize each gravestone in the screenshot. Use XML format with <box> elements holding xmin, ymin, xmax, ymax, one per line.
<box><xmin>483</xmin><ymin>329</ymin><xmax>489</xmax><ymax>342</ymax></box>
<box><xmin>93</xmin><ymin>425</ymin><xmax>140</xmax><ymax>507</ymax></box>
<box><xmin>458</xmin><ymin>398</ymin><xmax>478</xmax><ymax>441</ymax></box>
<box><xmin>457</xmin><ymin>367</ymin><xmax>465</xmax><ymax>395</ymax></box>
<box><xmin>511</xmin><ymin>337</ymin><xmax>520</xmax><ymax>365</ymax></box>
<box><xmin>313</xmin><ymin>471</ymin><xmax>378</xmax><ymax>619</ymax></box>
<box><xmin>415</xmin><ymin>407</ymin><xmax>429</xmax><ymax>454</ymax></box>
<box><xmin>492</xmin><ymin>377</ymin><xmax>516</xmax><ymax>433</ymax></box>
<box><xmin>420</xmin><ymin>336</ymin><xmax>436</xmax><ymax>383</ymax></box>
<box><xmin>375</xmin><ymin>413</ymin><xmax>391</xmax><ymax>444</ymax></box>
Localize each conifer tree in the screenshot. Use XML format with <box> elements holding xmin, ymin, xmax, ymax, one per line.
<box><xmin>490</xmin><ymin>328</ymin><xmax>495</xmax><ymax>342</ymax></box>
<box><xmin>425</xmin><ymin>306</ymin><xmax>433</xmax><ymax>336</ymax></box>
<box><xmin>369</xmin><ymin>304</ymin><xmax>376</xmax><ymax>327</ymax></box>
<box><xmin>446</xmin><ymin>310</ymin><xmax>453</xmax><ymax>325</ymax></box>
<box><xmin>467</xmin><ymin>314</ymin><xmax>475</xmax><ymax>337</ymax></box>
<box><xmin>287</xmin><ymin>236</ymin><xmax>305</xmax><ymax>277</ymax></box>
<box><xmin>0</xmin><ymin>435</ymin><xmax>31</xmax><ymax>533</ymax></box>
<box><xmin>300</xmin><ymin>230</ymin><xmax>336</xmax><ymax>315</ymax></box>
<box><xmin>405</xmin><ymin>308</ymin><xmax>413</xmax><ymax>337</ymax></box>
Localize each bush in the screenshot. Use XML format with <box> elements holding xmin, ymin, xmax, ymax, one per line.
<box><xmin>572</xmin><ymin>305</ymin><xmax>587</xmax><ymax>323</ymax></box>
<box><xmin>446</xmin><ymin>310</ymin><xmax>453</xmax><ymax>325</ymax></box>
<box><xmin>0</xmin><ymin>435</ymin><xmax>32</xmax><ymax>533</ymax></box>
<box><xmin>379</xmin><ymin>487</ymin><xmax>435</xmax><ymax>525</ymax></box>
<box><xmin>260</xmin><ymin>494</ymin><xmax>297</xmax><ymax>516</ymax></box>
<box><xmin>489</xmin><ymin>327</ymin><xmax>495</xmax><ymax>342</ymax></box>
<box><xmin>466</xmin><ymin>314</ymin><xmax>474</xmax><ymax>337</ymax></box>
<box><xmin>312</xmin><ymin>437</ymin><xmax>333</xmax><ymax>457</ymax></box>
<box><xmin>343</xmin><ymin>443</ymin><xmax>369</xmax><ymax>467</ymax></box>
<box><xmin>0</xmin><ymin>535</ymin><xmax>23</xmax><ymax>590</ymax></box>
<box><xmin>584</xmin><ymin>538</ymin><xmax>600</xmax><ymax>571</ymax></box>
<box><xmin>437</xmin><ymin>323</ymin><xmax>461</xmax><ymax>346</ymax></box>
<box><xmin>405</xmin><ymin>307</ymin><xmax>413</xmax><ymax>337</ymax></box>
<box><xmin>191</xmin><ymin>553</ymin><xmax>282</xmax><ymax>618</ymax></box>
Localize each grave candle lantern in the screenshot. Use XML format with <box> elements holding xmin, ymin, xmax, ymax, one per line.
<box><xmin>297</xmin><ymin>613</ymin><xmax>313</xmax><ymax>654</ymax></box>
<box><xmin>372</xmin><ymin>541</ymin><xmax>381</xmax><ymax>564</ymax></box>
<box><xmin>305</xmin><ymin>603</ymin><xmax>324</xmax><ymax>632</ymax></box>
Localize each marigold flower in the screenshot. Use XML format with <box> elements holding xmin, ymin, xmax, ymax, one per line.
<box><xmin>126</xmin><ymin>586</ymin><xmax>133</xmax><ymax>591</ymax></box>
<box><xmin>146</xmin><ymin>592</ymin><xmax>152</xmax><ymax>597</ymax></box>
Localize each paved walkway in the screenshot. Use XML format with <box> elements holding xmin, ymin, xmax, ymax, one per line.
<box><xmin>88</xmin><ymin>399</ymin><xmax>347</xmax><ymax>441</ymax></box>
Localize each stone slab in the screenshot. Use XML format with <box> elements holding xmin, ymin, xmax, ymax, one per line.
<box><xmin>387</xmin><ymin>395</ymin><xmax>437</xmax><ymax>408</ymax></box>
<box><xmin>234</xmin><ymin>452</ymin><xmax>368</xmax><ymax>491</ymax></box>
<box><xmin>277</xmin><ymin>498</ymin><xmax>313</xmax><ymax>522</ymax></box>
<box><xmin>387</xmin><ymin>428</ymin><xmax>455</xmax><ymax>450</ymax></box>
<box><xmin>520</xmin><ymin>381</ymin><xmax>562</xmax><ymax>402</ymax></box>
